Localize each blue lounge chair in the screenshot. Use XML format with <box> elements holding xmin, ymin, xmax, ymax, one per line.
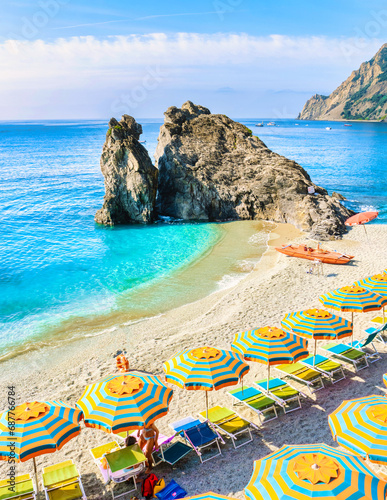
<box><xmin>228</xmin><ymin>386</ymin><xmax>279</xmax><ymax>422</ymax></box>
<box><xmin>345</xmin><ymin>329</ymin><xmax>382</xmax><ymax>362</ymax></box>
<box><xmin>321</xmin><ymin>343</ymin><xmax>369</xmax><ymax>372</ymax></box>
<box><xmin>302</xmin><ymin>354</ymin><xmax>346</xmax><ymax>384</ymax></box>
<box><xmin>253</xmin><ymin>378</ymin><xmax>304</xmax><ymax>413</ymax></box>
<box><xmin>170</xmin><ymin>416</ymin><xmax>223</xmax><ymax>463</ymax></box>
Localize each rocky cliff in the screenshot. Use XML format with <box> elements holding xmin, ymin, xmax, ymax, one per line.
<box><xmin>95</xmin><ymin>115</ymin><xmax>158</xmax><ymax>225</ymax></box>
<box><xmin>298</xmin><ymin>43</ymin><xmax>387</xmax><ymax>121</ymax></box>
<box><xmin>155</xmin><ymin>101</ymin><xmax>352</xmax><ymax>240</ymax></box>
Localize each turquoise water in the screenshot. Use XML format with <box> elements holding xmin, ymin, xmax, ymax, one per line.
<box><xmin>0</xmin><ymin>121</ymin><xmax>222</xmax><ymax>355</ymax></box>
<box><xmin>1</xmin><ymin>118</ymin><xmax>386</xmax><ymax>355</ymax></box>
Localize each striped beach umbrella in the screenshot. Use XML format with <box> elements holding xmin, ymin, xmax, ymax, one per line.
<box><xmin>231</xmin><ymin>326</ymin><xmax>308</xmax><ymax>390</ymax></box>
<box><xmin>76</xmin><ymin>371</ymin><xmax>173</xmax><ymax>433</ymax></box>
<box><xmin>356</xmin><ymin>274</ymin><xmax>387</xmax><ymax>322</ymax></box>
<box><xmin>244</xmin><ymin>443</ymin><xmax>387</xmax><ymax>500</ymax></box>
<box><xmin>281</xmin><ymin>308</ymin><xmax>352</xmax><ymax>358</ymax></box>
<box><xmin>187</xmin><ymin>494</ymin><xmax>238</xmax><ymax>500</ymax></box>
<box><xmin>0</xmin><ymin>401</ymin><xmax>82</xmax><ymax>493</ymax></box>
<box><xmin>329</xmin><ymin>395</ymin><xmax>387</xmax><ymax>464</ymax></box>
<box><xmin>163</xmin><ymin>347</ymin><xmax>249</xmax><ymax>416</ymax></box>
<box><xmin>319</xmin><ymin>285</ymin><xmax>387</xmax><ymax>344</ymax></box>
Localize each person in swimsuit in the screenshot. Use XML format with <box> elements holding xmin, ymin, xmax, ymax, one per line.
<box><xmin>137</xmin><ymin>422</ymin><xmax>159</xmax><ymax>471</ymax></box>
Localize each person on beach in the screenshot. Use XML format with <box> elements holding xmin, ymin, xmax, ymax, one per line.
<box><xmin>137</xmin><ymin>423</ymin><xmax>159</xmax><ymax>471</ymax></box>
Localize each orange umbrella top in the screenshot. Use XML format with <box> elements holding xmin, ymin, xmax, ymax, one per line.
<box><xmin>345</xmin><ymin>211</ymin><xmax>378</xmax><ymax>226</ymax></box>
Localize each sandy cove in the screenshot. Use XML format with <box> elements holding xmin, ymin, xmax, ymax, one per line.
<box><xmin>1</xmin><ymin>223</ymin><xmax>387</xmax><ymax>499</ymax></box>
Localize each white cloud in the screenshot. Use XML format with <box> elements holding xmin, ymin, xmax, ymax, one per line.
<box><xmin>0</xmin><ymin>33</ymin><xmax>383</xmax><ymax>91</ymax></box>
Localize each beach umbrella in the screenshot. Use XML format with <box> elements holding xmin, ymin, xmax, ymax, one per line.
<box><xmin>231</xmin><ymin>326</ymin><xmax>308</xmax><ymax>391</ymax></box>
<box><xmin>319</xmin><ymin>285</ymin><xmax>387</xmax><ymax>344</ymax></box>
<box><xmin>281</xmin><ymin>308</ymin><xmax>352</xmax><ymax>360</ymax></box>
<box><xmin>244</xmin><ymin>443</ymin><xmax>387</xmax><ymax>500</ymax></box>
<box><xmin>356</xmin><ymin>273</ymin><xmax>387</xmax><ymax>322</ymax></box>
<box><xmin>384</xmin><ymin>373</ymin><xmax>387</xmax><ymax>388</ymax></box>
<box><xmin>163</xmin><ymin>346</ymin><xmax>249</xmax><ymax>417</ymax></box>
<box><xmin>329</xmin><ymin>395</ymin><xmax>387</xmax><ymax>464</ymax></box>
<box><xmin>187</xmin><ymin>494</ymin><xmax>238</xmax><ymax>500</ymax></box>
<box><xmin>0</xmin><ymin>401</ymin><xmax>82</xmax><ymax>493</ymax></box>
<box><xmin>76</xmin><ymin>371</ymin><xmax>173</xmax><ymax>433</ymax></box>
<box><xmin>345</xmin><ymin>211</ymin><xmax>378</xmax><ymax>240</ymax></box>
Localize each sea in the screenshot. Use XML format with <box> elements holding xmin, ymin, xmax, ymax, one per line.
<box><xmin>1</xmin><ymin>118</ymin><xmax>386</xmax><ymax>358</ymax></box>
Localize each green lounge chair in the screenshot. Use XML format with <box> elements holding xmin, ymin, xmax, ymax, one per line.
<box><xmin>254</xmin><ymin>378</ymin><xmax>304</xmax><ymax>413</ymax></box>
<box><xmin>42</xmin><ymin>460</ymin><xmax>87</xmax><ymax>500</ymax></box>
<box><xmin>368</xmin><ymin>320</ymin><xmax>387</xmax><ymax>345</ymax></box>
<box><xmin>301</xmin><ymin>354</ymin><xmax>346</xmax><ymax>384</ymax></box>
<box><xmin>347</xmin><ymin>328</ymin><xmax>384</xmax><ymax>361</ymax></box>
<box><xmin>0</xmin><ymin>474</ymin><xmax>36</xmax><ymax>500</ymax></box>
<box><xmin>321</xmin><ymin>343</ymin><xmax>368</xmax><ymax>372</ymax></box>
<box><xmin>198</xmin><ymin>405</ymin><xmax>258</xmax><ymax>448</ymax></box>
<box><xmin>228</xmin><ymin>386</ymin><xmax>278</xmax><ymax>422</ymax></box>
<box><xmin>274</xmin><ymin>362</ymin><xmax>324</xmax><ymax>394</ymax></box>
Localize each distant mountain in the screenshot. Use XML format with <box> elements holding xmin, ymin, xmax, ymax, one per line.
<box><xmin>298</xmin><ymin>43</ymin><xmax>387</xmax><ymax>121</ymax></box>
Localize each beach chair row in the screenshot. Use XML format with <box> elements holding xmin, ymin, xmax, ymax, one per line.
<box><xmin>1</xmin><ymin>461</ymin><xmax>87</xmax><ymax>500</ymax></box>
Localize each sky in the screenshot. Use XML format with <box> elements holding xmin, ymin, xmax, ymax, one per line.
<box><xmin>0</xmin><ymin>0</ymin><xmax>386</xmax><ymax>119</ymax></box>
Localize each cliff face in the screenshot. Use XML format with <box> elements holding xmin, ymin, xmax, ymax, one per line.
<box><xmin>155</xmin><ymin>101</ymin><xmax>352</xmax><ymax>240</ymax></box>
<box><xmin>95</xmin><ymin>115</ymin><xmax>158</xmax><ymax>225</ymax></box>
<box><xmin>298</xmin><ymin>43</ymin><xmax>387</xmax><ymax>121</ymax></box>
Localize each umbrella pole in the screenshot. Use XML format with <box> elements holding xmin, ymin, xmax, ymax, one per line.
<box><xmin>205</xmin><ymin>391</ymin><xmax>208</xmax><ymax>420</ymax></box>
<box><xmin>363</xmin><ymin>224</ymin><xmax>369</xmax><ymax>244</ymax></box>
<box><xmin>383</xmin><ymin>306</ymin><xmax>385</xmax><ymax>324</ymax></box>
<box><xmin>351</xmin><ymin>311</ymin><xmax>354</xmax><ymax>346</ymax></box>
<box><xmin>314</xmin><ymin>338</ymin><xmax>317</xmax><ymax>365</ymax></box>
<box><xmin>267</xmin><ymin>365</ymin><xmax>270</xmax><ymax>392</ymax></box>
<box><xmin>33</xmin><ymin>457</ymin><xmax>39</xmax><ymax>496</ymax></box>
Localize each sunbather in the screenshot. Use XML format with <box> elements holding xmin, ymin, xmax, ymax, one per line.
<box><xmin>137</xmin><ymin>423</ymin><xmax>159</xmax><ymax>471</ymax></box>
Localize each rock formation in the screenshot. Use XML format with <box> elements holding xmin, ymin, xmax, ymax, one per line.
<box><xmin>155</xmin><ymin>101</ymin><xmax>352</xmax><ymax>240</ymax></box>
<box><xmin>95</xmin><ymin>115</ymin><xmax>158</xmax><ymax>225</ymax></box>
<box><xmin>298</xmin><ymin>43</ymin><xmax>387</xmax><ymax>121</ymax></box>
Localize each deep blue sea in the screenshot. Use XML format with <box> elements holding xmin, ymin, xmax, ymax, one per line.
<box><xmin>0</xmin><ymin>118</ymin><xmax>386</xmax><ymax>356</ymax></box>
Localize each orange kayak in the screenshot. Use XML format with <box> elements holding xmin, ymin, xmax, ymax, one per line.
<box><xmin>275</xmin><ymin>244</ymin><xmax>354</xmax><ymax>264</ymax></box>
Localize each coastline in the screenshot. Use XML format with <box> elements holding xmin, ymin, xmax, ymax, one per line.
<box><xmin>3</xmin><ymin>223</ymin><xmax>387</xmax><ymax>499</ymax></box>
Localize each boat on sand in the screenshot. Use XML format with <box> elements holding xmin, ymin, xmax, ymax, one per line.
<box><xmin>275</xmin><ymin>244</ymin><xmax>354</xmax><ymax>264</ymax></box>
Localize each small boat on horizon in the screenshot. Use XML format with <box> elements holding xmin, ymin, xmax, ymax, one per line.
<box><xmin>275</xmin><ymin>244</ymin><xmax>354</xmax><ymax>265</ymax></box>
<box><xmin>267</xmin><ymin>122</ymin><xmax>276</xmax><ymax>126</ymax></box>
<box><xmin>326</xmin><ymin>127</ymin><xmax>332</xmax><ymax>130</ymax></box>
<box><xmin>256</xmin><ymin>123</ymin><xmax>264</xmax><ymax>127</ymax></box>
<box><xmin>139</xmin><ymin>140</ymin><xmax>147</xmax><ymax>143</ymax></box>
<box><xmin>344</xmin><ymin>124</ymin><xmax>352</xmax><ymax>127</ymax></box>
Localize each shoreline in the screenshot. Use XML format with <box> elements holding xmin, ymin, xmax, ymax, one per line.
<box><xmin>0</xmin><ymin>220</ymin><xmax>271</xmax><ymax>362</ymax></box>
<box><xmin>3</xmin><ymin>223</ymin><xmax>387</xmax><ymax>499</ymax></box>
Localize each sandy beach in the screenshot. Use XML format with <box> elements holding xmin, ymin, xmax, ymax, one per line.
<box><xmin>2</xmin><ymin>222</ymin><xmax>387</xmax><ymax>499</ymax></box>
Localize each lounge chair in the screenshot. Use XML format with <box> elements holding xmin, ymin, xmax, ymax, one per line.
<box><xmin>368</xmin><ymin>320</ymin><xmax>387</xmax><ymax>344</ymax></box>
<box><xmin>42</xmin><ymin>460</ymin><xmax>87</xmax><ymax>500</ymax></box>
<box><xmin>345</xmin><ymin>330</ymin><xmax>382</xmax><ymax>362</ymax></box>
<box><xmin>198</xmin><ymin>405</ymin><xmax>258</xmax><ymax>448</ymax></box>
<box><xmin>114</xmin><ymin>431</ymin><xmax>192</xmax><ymax>467</ymax></box>
<box><xmin>170</xmin><ymin>416</ymin><xmax>223</xmax><ymax>463</ymax></box>
<box><xmin>90</xmin><ymin>441</ymin><xmax>121</xmax><ymax>484</ymax></box>
<box><xmin>0</xmin><ymin>474</ymin><xmax>36</xmax><ymax>500</ymax></box>
<box><xmin>228</xmin><ymin>386</ymin><xmax>278</xmax><ymax>422</ymax></box>
<box><xmin>102</xmin><ymin>444</ymin><xmax>147</xmax><ymax>499</ymax></box>
<box><xmin>274</xmin><ymin>362</ymin><xmax>324</xmax><ymax>394</ymax></box>
<box><xmin>321</xmin><ymin>343</ymin><xmax>369</xmax><ymax>372</ymax></box>
<box><xmin>301</xmin><ymin>354</ymin><xmax>346</xmax><ymax>384</ymax></box>
<box><xmin>254</xmin><ymin>378</ymin><xmax>304</xmax><ymax>413</ymax></box>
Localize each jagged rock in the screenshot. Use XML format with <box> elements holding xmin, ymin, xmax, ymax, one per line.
<box><xmin>155</xmin><ymin>101</ymin><xmax>353</xmax><ymax>240</ymax></box>
<box><xmin>298</xmin><ymin>43</ymin><xmax>387</xmax><ymax>121</ymax></box>
<box><xmin>332</xmin><ymin>192</ymin><xmax>347</xmax><ymax>200</ymax></box>
<box><xmin>95</xmin><ymin>115</ymin><xmax>158</xmax><ymax>225</ymax></box>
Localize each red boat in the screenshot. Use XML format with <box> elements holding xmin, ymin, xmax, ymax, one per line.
<box><xmin>275</xmin><ymin>244</ymin><xmax>354</xmax><ymax>264</ymax></box>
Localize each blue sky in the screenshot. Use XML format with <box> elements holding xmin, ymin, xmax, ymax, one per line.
<box><xmin>0</xmin><ymin>0</ymin><xmax>386</xmax><ymax>119</ymax></box>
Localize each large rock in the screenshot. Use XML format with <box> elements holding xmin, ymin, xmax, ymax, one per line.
<box><xmin>155</xmin><ymin>101</ymin><xmax>352</xmax><ymax>240</ymax></box>
<box><xmin>95</xmin><ymin>115</ymin><xmax>158</xmax><ymax>225</ymax></box>
<box><xmin>298</xmin><ymin>43</ymin><xmax>387</xmax><ymax>121</ymax></box>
